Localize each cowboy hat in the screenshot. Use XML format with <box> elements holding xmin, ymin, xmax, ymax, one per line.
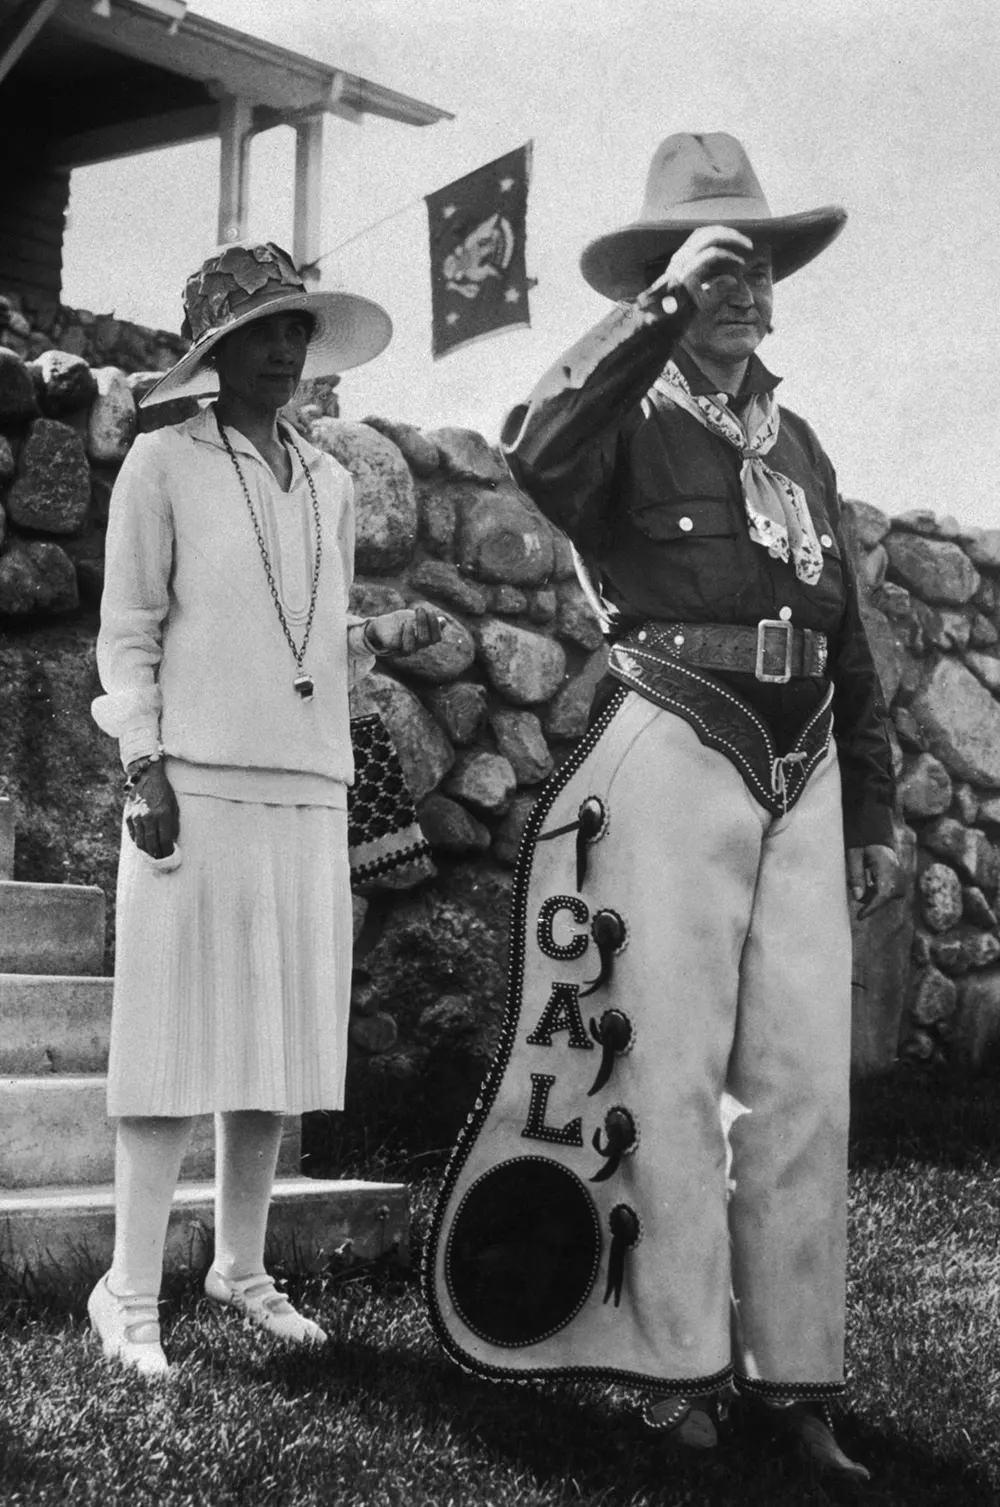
<box><xmin>139</xmin><ymin>241</ymin><xmax>392</xmax><ymax>407</ymax></box>
<box><xmin>580</xmin><ymin>132</ymin><xmax>846</xmax><ymax>301</ymax></box>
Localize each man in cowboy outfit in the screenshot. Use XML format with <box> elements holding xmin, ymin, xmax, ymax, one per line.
<box><xmin>498</xmin><ymin>132</ymin><xmax>901</xmax><ymax>1480</ymax></box>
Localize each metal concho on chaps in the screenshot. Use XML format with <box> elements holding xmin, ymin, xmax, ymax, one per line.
<box><xmin>425</xmin><ymin>686</ymin><xmax>708</xmax><ymax>1389</ymax></box>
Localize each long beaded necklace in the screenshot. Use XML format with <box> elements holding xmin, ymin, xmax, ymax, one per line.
<box><xmin>217</xmin><ymin>410</ymin><xmax>323</xmax><ymax>700</ymax></box>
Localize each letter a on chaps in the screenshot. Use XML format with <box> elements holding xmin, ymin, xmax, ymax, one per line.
<box><xmin>424</xmin><ymin>685</ymin><xmax>690</xmax><ymax>1379</ymax></box>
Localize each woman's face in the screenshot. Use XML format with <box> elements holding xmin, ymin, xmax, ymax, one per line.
<box><xmin>212</xmin><ymin>311</ymin><xmax>313</xmax><ymax>412</ymax></box>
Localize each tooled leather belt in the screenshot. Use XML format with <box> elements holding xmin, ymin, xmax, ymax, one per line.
<box><xmin>627</xmin><ymin>619</ymin><xmax>829</xmax><ymax>683</ymax></box>
<box><xmin>608</xmin><ymin>622</ymin><xmax>835</xmax><ymax>818</ymax></box>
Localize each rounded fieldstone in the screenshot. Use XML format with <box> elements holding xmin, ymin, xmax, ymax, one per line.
<box><xmin>22</xmin><ymin>540</ymin><xmax>79</xmax><ymax>612</ymax></box>
<box><xmin>426</xmin><ymin>426</ymin><xmax>506</xmax><ymax>484</ymax></box>
<box><xmin>349</xmin><ymin>1012</ymin><xmax>398</xmax><ymax>1055</ymax></box>
<box><xmin>6</xmin><ymin>418</ymin><xmax>90</xmax><ymax>535</ymax></box>
<box><xmin>858</xmin><ymin>544</ymin><xmax>888</xmax><ymax>593</ymax></box>
<box><xmin>909</xmin><ymin>963</ymin><xmax>958</xmax><ymax>1025</ymax></box>
<box><xmin>349</xmin><ymin>582</ymin><xmax>407</xmax><ymax>618</ymax></box>
<box><xmin>0</xmin><ymin>349</ymin><xmax>39</xmax><ymax>422</ymax></box>
<box><xmin>963</xmin><ymin>885</ymin><xmax>999</xmax><ymax>930</ymax></box>
<box><xmin>953</xmin><ymin>782</ymin><xmax>979</xmax><ymax>826</ymax></box>
<box><xmin>309</xmin><ymin>417</ymin><xmax>417</xmax><ymax>573</ymax></box>
<box><xmin>458</xmin><ymin>486</ymin><xmax>555</xmax><ymax>586</ymax></box>
<box><xmin>970</xmin><ymin>613</ymin><xmax>999</xmax><ymax>649</ymax></box>
<box><xmin>381</xmin><ymin>606</ymin><xmax>476</xmax><ymax>683</ymax></box>
<box><xmin>409</xmin><ymin>560</ymin><xmax>488</xmax><ymax>615</ymax></box>
<box><xmin>964</xmin><ymin>651</ymin><xmax>1000</xmax><ymax>694</ymax></box>
<box><xmin>475</xmin><ymin>618</ymin><xmax>566</xmax><ymax>706</ymax></box>
<box><xmin>910</xmin><ymin>657</ymin><xmax>1000</xmax><ymax>786</ymax></box>
<box><xmin>488</xmin><ymin>583</ymin><xmax>529</xmax><ymax>615</ymax></box>
<box><xmin>416</xmin><ymin>481</ymin><xmax>457</xmax><ymax>559</ymax></box>
<box><xmin>884</xmin><ymin>533</ymin><xmax>979</xmax><ymax>606</ymax></box>
<box><xmin>417</xmin><ymin>994</ymin><xmax>479</xmax><ymax>1042</ymax></box>
<box><xmin>556</xmin><ymin>579</ymin><xmax>604</xmax><ymax>650</ymax></box>
<box><xmin>921</xmin><ymin>818</ymin><xmax>999</xmax><ymax>892</ymax></box>
<box><xmin>842</xmin><ymin>499</ymin><xmax>891</xmax><ymax>548</ymax></box>
<box><xmin>962</xmin><ymin>529</ymin><xmax>1000</xmax><ymax>570</ymax></box>
<box><xmin>527</xmin><ymin>587</ymin><xmax>557</xmax><ymax>624</ymax></box>
<box><xmin>87</xmin><ymin>366</ymin><xmax>136</xmax><ymax>463</ymax></box>
<box><xmin>489</xmin><ymin>708</ymin><xmax>553</xmax><ymax>785</ymax></box>
<box><xmin>363</xmin><ymin>415</ymin><xmax>440</xmax><ymax>477</ymax></box>
<box><xmin>445</xmin><ymin>749</ymin><xmax>517</xmax><ymax>815</ymax></box>
<box><xmin>417</xmin><ymin>792</ymin><xmax>491</xmax><ymax>854</ymax></box>
<box><xmin>894</xmin><ymin>509</ymin><xmax>955</xmax><ymax>537</ymax></box>
<box><xmin>0</xmin><ymin>543</ymin><xmax>37</xmax><ymax>613</ymax></box>
<box><xmin>0</xmin><ymin>436</ymin><xmax>14</xmax><ymax>482</ymax></box>
<box><xmin>0</xmin><ymin>539</ymin><xmax>77</xmax><ymax>615</ymax></box>
<box><xmin>918</xmin><ymin>862</ymin><xmax>963</xmax><ymax>933</ymax></box>
<box><xmin>897</xmin><ymin>752</ymin><xmax>952</xmax><ymax>819</ymax></box>
<box><xmin>30</xmin><ymin>350</ymin><xmax>97</xmax><ymax>416</ymax></box>
<box><xmin>423</xmin><ymin>682</ymin><xmax>488</xmax><ymax>745</ymax></box>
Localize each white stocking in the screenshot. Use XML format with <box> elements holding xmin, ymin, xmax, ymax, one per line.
<box><xmin>109</xmin><ymin>1115</ymin><xmax>195</xmax><ymax>1297</ymax></box>
<box><xmin>212</xmin><ymin>1111</ymin><xmax>284</xmax><ymax>1280</ymax></box>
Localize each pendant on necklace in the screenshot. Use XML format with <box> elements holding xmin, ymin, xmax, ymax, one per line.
<box><xmin>294</xmin><ymin>672</ymin><xmax>315</xmax><ymax>701</ymax></box>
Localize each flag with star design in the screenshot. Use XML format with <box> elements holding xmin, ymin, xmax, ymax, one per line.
<box><xmin>426</xmin><ymin>143</ymin><xmax>533</xmax><ymax>359</ymax></box>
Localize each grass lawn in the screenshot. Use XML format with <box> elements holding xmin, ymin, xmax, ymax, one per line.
<box><xmin>1</xmin><ymin>1068</ymin><xmax>998</xmax><ymax>1507</ymax></box>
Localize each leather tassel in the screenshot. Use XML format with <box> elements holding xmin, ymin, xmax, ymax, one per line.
<box><xmin>590</xmin><ymin>1106</ymin><xmax>636</xmax><ymax>1182</ymax></box>
<box><xmin>575</xmin><ymin>797</ymin><xmax>606</xmax><ymax>891</ymax></box>
<box><xmin>587</xmin><ymin>1008</ymin><xmax>633</xmax><ymax>1096</ymax></box>
<box><xmin>603</xmin><ymin>1204</ymin><xmax>641</xmax><ymax>1307</ymax></box>
<box><xmin>579</xmin><ymin>909</ymin><xmax>626</xmax><ymax>998</ymax></box>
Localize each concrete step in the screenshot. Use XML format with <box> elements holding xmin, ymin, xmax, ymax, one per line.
<box><xmin>0</xmin><ymin>1176</ymin><xmax>409</xmax><ymax>1282</ymax></box>
<box><xmin>0</xmin><ymin>799</ymin><xmax>13</xmax><ymax>880</ymax></box>
<box><xmin>0</xmin><ymin>880</ymin><xmax>105</xmax><ymax>975</ymax></box>
<box><xmin>0</xmin><ymin>1076</ymin><xmax>302</xmax><ymax>1188</ymax></box>
<box><xmin>0</xmin><ymin>974</ymin><xmax>112</xmax><ymax>1073</ymax></box>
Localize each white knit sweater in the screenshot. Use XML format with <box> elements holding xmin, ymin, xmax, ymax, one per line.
<box><xmin>92</xmin><ymin>406</ymin><xmax>374</xmax><ymax>792</ymax></box>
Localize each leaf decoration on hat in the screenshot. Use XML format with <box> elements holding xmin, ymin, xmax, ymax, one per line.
<box><xmin>179</xmin><ymin>242</ymin><xmax>306</xmax><ymax>343</ymax></box>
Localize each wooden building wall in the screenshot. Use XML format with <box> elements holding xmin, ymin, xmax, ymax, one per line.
<box><xmin>0</xmin><ymin>165</ymin><xmax>70</xmax><ymax>320</ymax></box>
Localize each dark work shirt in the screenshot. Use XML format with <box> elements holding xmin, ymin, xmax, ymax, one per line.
<box><xmin>500</xmin><ymin>290</ymin><xmax>894</xmax><ymax>849</ymax></box>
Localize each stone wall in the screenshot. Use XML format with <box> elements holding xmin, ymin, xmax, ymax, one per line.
<box><xmin>3</xmin><ymin>312</ymin><xmax>1000</xmax><ymax>1147</ymax></box>
<box><xmin>848</xmin><ymin>503</ymin><xmax>1000</xmax><ymax>1072</ymax></box>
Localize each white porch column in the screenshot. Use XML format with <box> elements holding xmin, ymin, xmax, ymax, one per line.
<box><xmin>216</xmin><ymin>94</ymin><xmax>254</xmax><ymax>244</ymax></box>
<box><xmin>293</xmin><ymin>113</ymin><xmax>325</xmax><ymax>280</ymax></box>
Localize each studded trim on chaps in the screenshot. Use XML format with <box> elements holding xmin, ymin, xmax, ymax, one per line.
<box><xmin>607</xmin><ymin>636</ymin><xmax>834</xmax><ymax>817</ymax></box>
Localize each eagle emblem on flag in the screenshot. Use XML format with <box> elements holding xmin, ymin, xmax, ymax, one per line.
<box><xmin>426</xmin><ymin>144</ymin><xmax>533</xmax><ymax>358</ymax></box>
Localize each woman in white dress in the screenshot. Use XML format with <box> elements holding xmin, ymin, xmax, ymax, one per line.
<box><xmin>88</xmin><ymin>241</ymin><xmax>440</xmax><ymax>1377</ymax></box>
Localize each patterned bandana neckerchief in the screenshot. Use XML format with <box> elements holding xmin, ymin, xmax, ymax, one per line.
<box><xmin>652</xmin><ymin>360</ymin><xmax>824</xmax><ymax>586</ymax></box>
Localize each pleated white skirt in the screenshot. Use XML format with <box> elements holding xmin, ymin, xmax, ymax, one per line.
<box><xmin>107</xmin><ymin>792</ymin><xmax>353</xmax><ymax>1117</ymax></box>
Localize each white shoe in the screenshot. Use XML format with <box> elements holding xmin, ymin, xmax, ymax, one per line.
<box><xmin>88</xmin><ymin>1273</ymin><xmax>170</xmax><ymax>1379</ymax></box>
<box><xmin>204</xmin><ymin>1268</ymin><xmax>327</xmax><ymax>1346</ymax></box>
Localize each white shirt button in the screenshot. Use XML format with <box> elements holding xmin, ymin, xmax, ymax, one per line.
<box><xmin>678</xmin><ymin>516</ymin><xmax>694</xmax><ymax>532</ymax></box>
<box><xmin>779</xmin><ymin>606</ymin><xmax>793</xmax><ymax>621</ymax></box>
<box><xmin>820</xmin><ymin>533</ymin><xmax>833</xmax><ymax>548</ymax></box>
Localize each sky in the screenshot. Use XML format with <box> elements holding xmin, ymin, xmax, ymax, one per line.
<box><xmin>61</xmin><ymin>0</ymin><xmax>1000</xmax><ymax>525</ymax></box>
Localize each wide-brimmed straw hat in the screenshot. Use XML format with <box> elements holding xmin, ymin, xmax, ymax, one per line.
<box><xmin>140</xmin><ymin>240</ymin><xmax>392</xmax><ymax>407</ymax></box>
<box><xmin>580</xmin><ymin>132</ymin><xmax>846</xmax><ymax>301</ymax></box>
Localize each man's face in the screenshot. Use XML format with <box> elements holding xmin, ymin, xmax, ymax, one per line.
<box><xmin>681</xmin><ymin>245</ymin><xmax>774</xmax><ymax>372</ymax></box>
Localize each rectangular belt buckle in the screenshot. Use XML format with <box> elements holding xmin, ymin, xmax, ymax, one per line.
<box><xmin>755</xmin><ymin>619</ymin><xmax>793</xmax><ymax>683</ymax></box>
